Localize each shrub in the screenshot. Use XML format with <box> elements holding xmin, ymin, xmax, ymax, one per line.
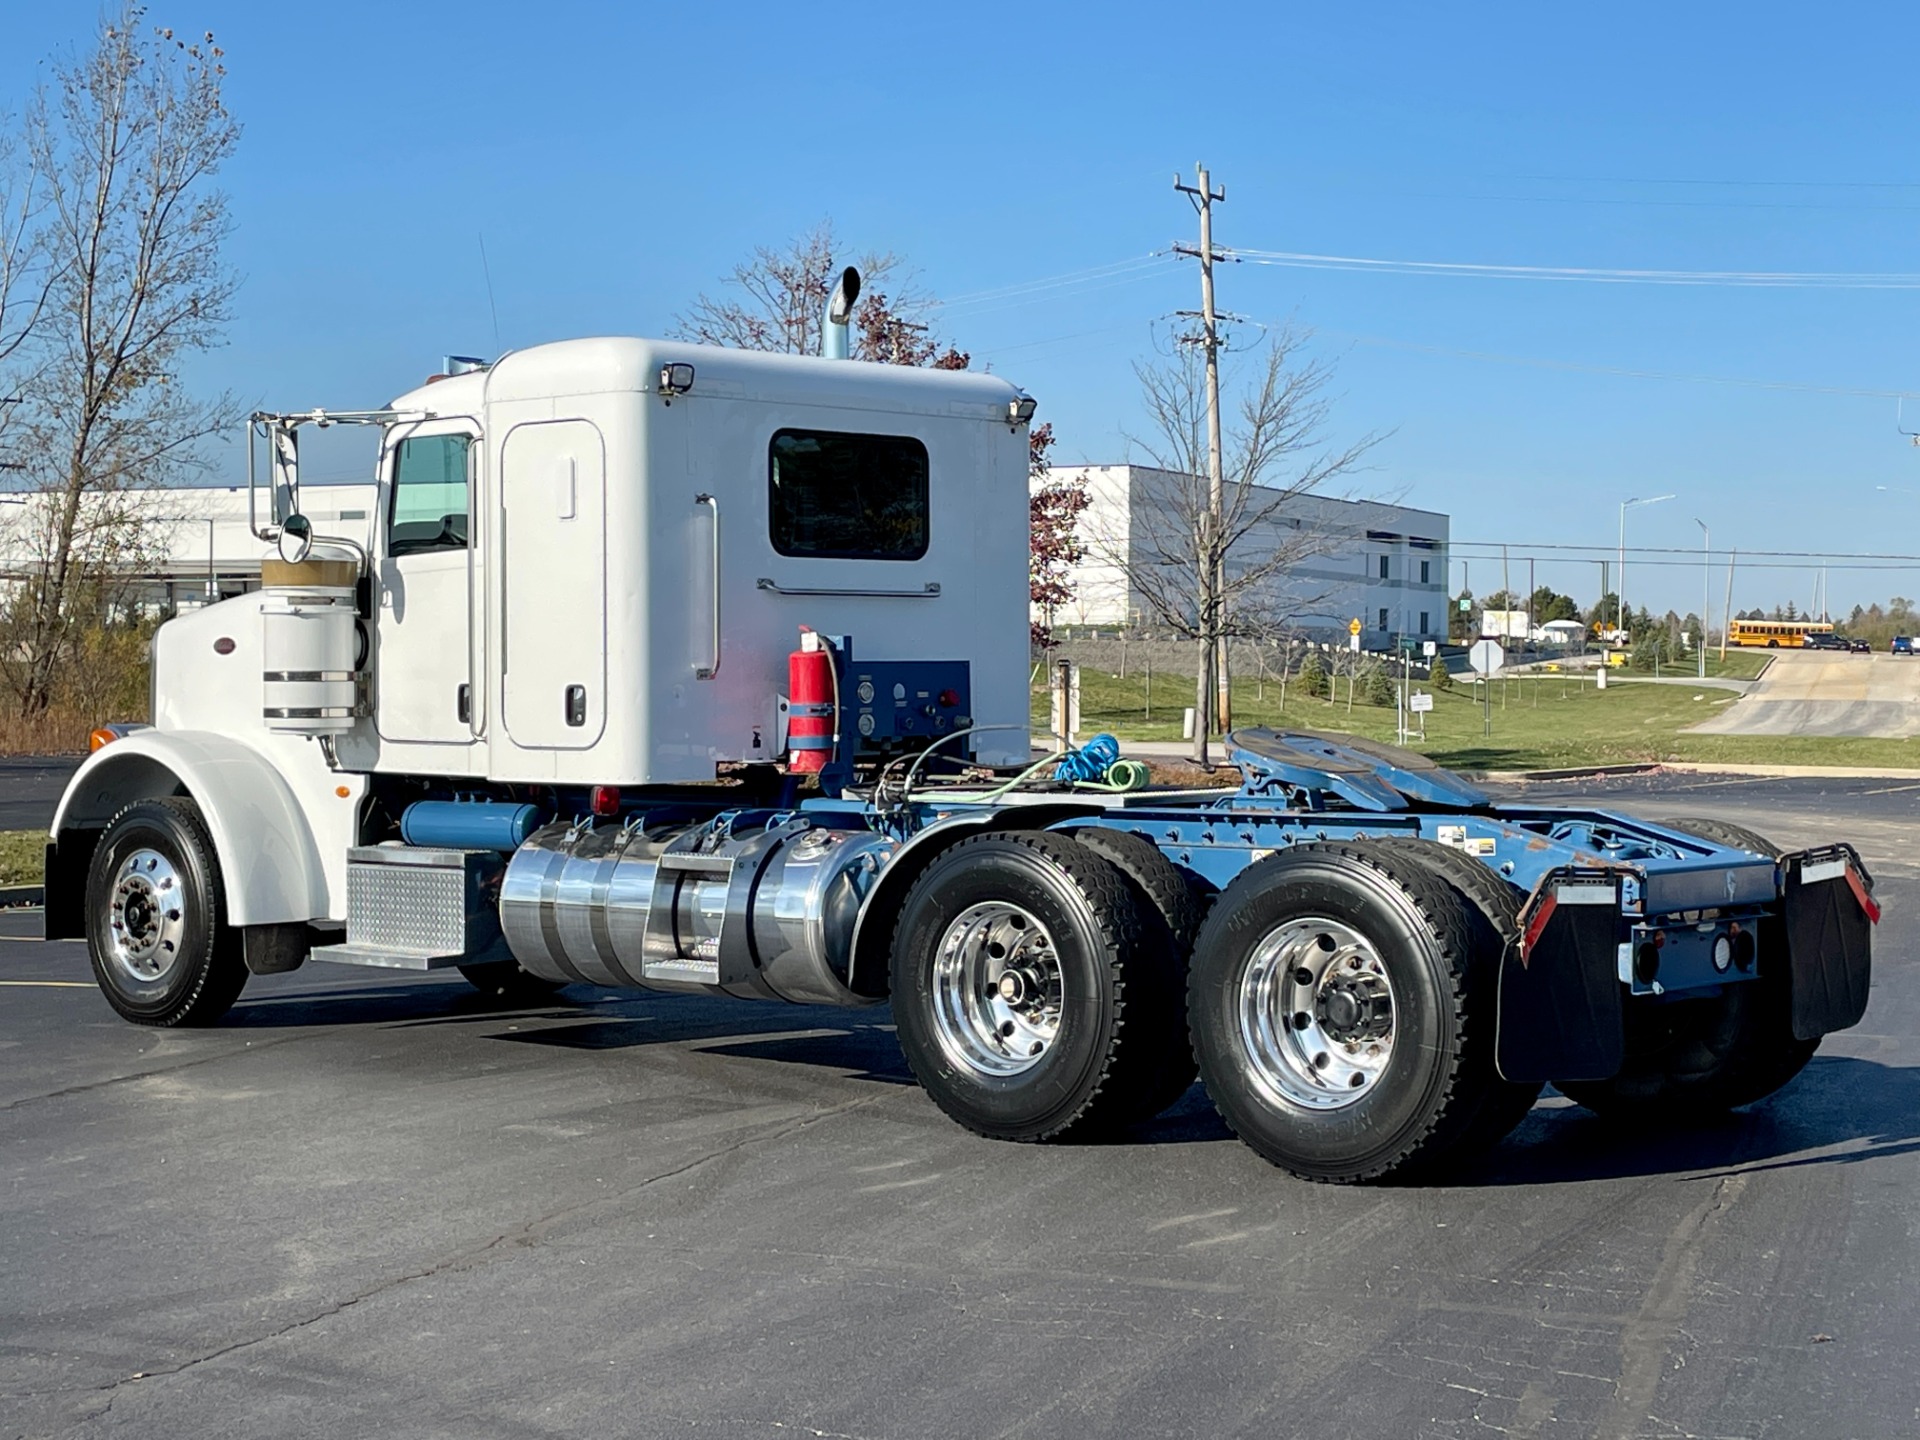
<box><xmin>1299</xmin><ymin>651</ymin><xmax>1330</xmax><ymax>699</ymax></box>
<box><xmin>1366</xmin><ymin>664</ymin><xmax>1397</xmax><ymax>708</ymax></box>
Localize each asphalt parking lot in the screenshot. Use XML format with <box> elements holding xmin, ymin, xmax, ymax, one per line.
<box><xmin>3</xmin><ymin>771</ymin><xmax>1916</xmax><ymax>1439</ymax></box>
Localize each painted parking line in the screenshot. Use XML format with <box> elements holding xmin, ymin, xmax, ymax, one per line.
<box><xmin>0</xmin><ymin>935</ymin><xmax>79</xmax><ymax>943</ymax></box>
<box><xmin>0</xmin><ymin>980</ymin><xmax>94</xmax><ymax>988</ymax></box>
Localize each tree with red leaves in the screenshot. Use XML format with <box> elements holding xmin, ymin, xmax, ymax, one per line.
<box><xmin>1026</xmin><ymin>423</ymin><xmax>1088</xmax><ymax>647</ymax></box>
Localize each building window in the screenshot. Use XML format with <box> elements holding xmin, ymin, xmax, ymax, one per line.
<box><xmin>1378</xmin><ymin>554</ymin><xmax>1390</xmax><ymax>580</ymax></box>
<box><xmin>1377</xmin><ymin>608</ymin><xmax>1389</xmax><ymax>632</ymax></box>
<box><xmin>1420</xmin><ymin>611</ymin><xmax>1430</xmax><ymax>633</ymax></box>
<box><xmin>769</xmin><ymin>429</ymin><xmax>930</xmax><ymax>561</ymax></box>
<box><xmin>1420</xmin><ymin>560</ymin><xmax>1430</xmax><ymax>585</ymax></box>
<box><xmin>388</xmin><ymin>433</ymin><xmax>470</xmax><ymax>555</ymax></box>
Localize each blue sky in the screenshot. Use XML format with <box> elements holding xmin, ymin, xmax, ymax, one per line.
<box><xmin>8</xmin><ymin>1</ymin><xmax>1920</xmax><ymax>618</ymax></box>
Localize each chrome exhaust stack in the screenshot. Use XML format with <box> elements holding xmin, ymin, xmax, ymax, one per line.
<box><xmin>820</xmin><ymin>266</ymin><xmax>861</xmax><ymax>360</ymax></box>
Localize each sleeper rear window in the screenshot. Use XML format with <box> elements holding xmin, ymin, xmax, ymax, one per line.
<box><xmin>769</xmin><ymin>429</ymin><xmax>929</xmax><ymax>561</ymax></box>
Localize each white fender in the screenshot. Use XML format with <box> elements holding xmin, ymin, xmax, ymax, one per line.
<box><xmin>50</xmin><ymin>730</ymin><xmax>329</xmax><ymax>926</ymax></box>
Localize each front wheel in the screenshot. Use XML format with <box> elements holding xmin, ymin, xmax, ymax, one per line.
<box><xmin>85</xmin><ymin>797</ymin><xmax>248</xmax><ymax>1027</ymax></box>
<box><xmin>1188</xmin><ymin>843</ymin><xmax>1496</xmax><ymax>1183</ymax></box>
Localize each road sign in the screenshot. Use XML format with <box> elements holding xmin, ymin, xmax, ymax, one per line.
<box><xmin>1348</xmin><ymin>618</ymin><xmax>1362</xmax><ymax>636</ymax></box>
<box><xmin>1409</xmin><ymin>691</ymin><xmax>1434</xmax><ymax>713</ymax></box>
<box><xmin>1348</xmin><ymin>634</ymin><xmax>1360</xmax><ymax>653</ymax></box>
<box><xmin>1468</xmin><ymin>639</ymin><xmax>1505</xmax><ymax>677</ymax></box>
<box><xmin>1422</xmin><ymin>640</ymin><xmax>1437</xmax><ymax>658</ymax></box>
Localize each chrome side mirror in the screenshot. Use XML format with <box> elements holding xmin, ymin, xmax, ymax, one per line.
<box><xmin>270</xmin><ymin>422</ymin><xmax>300</xmax><ymax>523</ymax></box>
<box><xmin>277</xmin><ymin>512</ymin><xmax>313</xmax><ymax>564</ymax></box>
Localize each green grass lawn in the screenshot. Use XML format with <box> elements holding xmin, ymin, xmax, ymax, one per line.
<box><xmin>1038</xmin><ymin>665</ymin><xmax>1920</xmax><ymax>772</ymax></box>
<box><xmin>1615</xmin><ymin>649</ymin><xmax>1771</xmax><ymax>681</ymax></box>
<box><xmin>0</xmin><ymin>830</ymin><xmax>43</xmax><ymax>887</ymax></box>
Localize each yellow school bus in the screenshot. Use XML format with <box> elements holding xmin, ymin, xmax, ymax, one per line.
<box><xmin>1726</xmin><ymin>618</ymin><xmax>1835</xmax><ymax>648</ymax></box>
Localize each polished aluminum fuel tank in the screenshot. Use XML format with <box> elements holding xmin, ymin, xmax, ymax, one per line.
<box><xmin>499</xmin><ymin>816</ymin><xmax>895</xmax><ymax>1006</ymax></box>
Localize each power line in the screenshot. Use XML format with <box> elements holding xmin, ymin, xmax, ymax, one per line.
<box><xmin>1453</xmin><ymin>555</ymin><xmax>1920</xmax><ymax>573</ymax></box>
<box><xmin>1513</xmin><ymin>173</ymin><xmax>1920</xmax><ymax>191</ymax></box>
<box><xmin>1452</xmin><ymin>540</ymin><xmax>1920</xmax><ymax>560</ymax></box>
<box><xmin>1234</xmin><ymin>248</ymin><xmax>1920</xmax><ymax>289</ymax></box>
<box><xmin>932</xmin><ymin>256</ymin><xmax>1170</xmax><ymax>312</ymax></box>
<box><xmin>1321</xmin><ymin>330</ymin><xmax>1920</xmax><ymax>400</ymax></box>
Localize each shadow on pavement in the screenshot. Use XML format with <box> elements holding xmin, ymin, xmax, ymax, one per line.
<box><xmin>217</xmin><ymin>983</ymin><xmax>1914</xmax><ymax>1178</ymax></box>
<box><xmin>1460</xmin><ymin>1055</ymin><xmax>1920</xmax><ymax>1187</ymax></box>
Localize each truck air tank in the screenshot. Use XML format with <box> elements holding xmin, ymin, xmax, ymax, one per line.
<box><xmin>400</xmin><ymin>800</ymin><xmax>541</xmax><ymax>851</ymax></box>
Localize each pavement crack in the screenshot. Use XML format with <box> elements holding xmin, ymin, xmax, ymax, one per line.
<box><xmin>0</xmin><ymin>1032</ymin><xmax>313</xmax><ymax>1114</ymax></box>
<box><xmin>62</xmin><ymin>1095</ymin><xmax>879</xmax><ymax>1399</ymax></box>
<box><xmin>1593</xmin><ymin>1173</ymin><xmax>1750</xmax><ymax>1440</ymax></box>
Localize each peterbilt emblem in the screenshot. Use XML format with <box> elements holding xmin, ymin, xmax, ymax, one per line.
<box><xmin>1726</xmin><ymin>870</ymin><xmax>1738</xmax><ymax>902</ymax></box>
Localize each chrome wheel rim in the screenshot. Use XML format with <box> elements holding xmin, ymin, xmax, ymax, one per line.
<box><xmin>104</xmin><ymin>847</ymin><xmax>187</xmax><ymax>987</ymax></box>
<box><xmin>930</xmin><ymin>901</ymin><xmax>1063</xmax><ymax>1078</ymax></box>
<box><xmin>1239</xmin><ymin>917</ymin><xmax>1396</xmax><ymax>1111</ymax></box>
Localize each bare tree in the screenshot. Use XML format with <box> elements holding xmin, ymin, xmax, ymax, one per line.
<box><xmin>0</xmin><ymin>112</ymin><xmax>53</xmax><ymax>468</ymax></box>
<box><xmin>1103</xmin><ymin>326</ymin><xmax>1383</xmax><ymax>764</ymax></box>
<box><xmin>673</xmin><ymin>220</ymin><xmax>965</xmax><ymax>367</ymax></box>
<box><xmin>0</xmin><ymin>9</ymin><xmax>240</xmax><ymax>714</ymax></box>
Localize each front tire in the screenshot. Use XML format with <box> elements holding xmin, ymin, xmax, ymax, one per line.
<box><xmin>889</xmin><ymin>831</ymin><xmax>1161</xmax><ymax>1142</ymax></box>
<box><xmin>1188</xmin><ymin>843</ymin><xmax>1497</xmax><ymax>1183</ymax></box>
<box><xmin>85</xmin><ymin>797</ymin><xmax>248</xmax><ymax>1027</ymax></box>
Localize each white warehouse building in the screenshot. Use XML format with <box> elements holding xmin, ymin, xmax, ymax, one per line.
<box><xmin>1037</xmin><ymin>464</ymin><xmax>1451</xmax><ymax>647</ymax></box>
<box><xmin>0</xmin><ymin>484</ymin><xmax>378</xmax><ymax>611</ymax></box>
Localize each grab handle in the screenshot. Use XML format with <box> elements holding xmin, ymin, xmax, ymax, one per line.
<box><xmin>694</xmin><ymin>493</ymin><xmax>721</xmax><ymax>679</ymax></box>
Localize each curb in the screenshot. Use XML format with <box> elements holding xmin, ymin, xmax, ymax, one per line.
<box><xmin>1660</xmin><ymin>761</ymin><xmax>1920</xmax><ymax>781</ymax></box>
<box><xmin>0</xmin><ymin>885</ymin><xmax>45</xmax><ymax>908</ymax></box>
<box><xmin>1462</xmin><ymin>763</ymin><xmax>1662</xmax><ymax>783</ymax></box>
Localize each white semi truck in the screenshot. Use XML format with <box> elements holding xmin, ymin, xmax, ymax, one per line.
<box><xmin>44</xmin><ymin>274</ymin><xmax>1877</xmax><ymax>1182</ymax></box>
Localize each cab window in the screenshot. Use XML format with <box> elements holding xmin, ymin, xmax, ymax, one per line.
<box><xmin>388</xmin><ymin>434</ymin><xmax>470</xmax><ymax>555</ymax></box>
<box><xmin>769</xmin><ymin>429</ymin><xmax>929</xmax><ymax>561</ymax></box>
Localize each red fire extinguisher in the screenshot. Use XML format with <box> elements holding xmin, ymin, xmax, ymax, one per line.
<box><xmin>787</xmin><ymin>630</ymin><xmax>836</xmax><ymax>774</ymax></box>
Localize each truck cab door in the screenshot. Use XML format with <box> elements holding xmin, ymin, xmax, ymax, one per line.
<box><xmin>375</xmin><ymin>424</ymin><xmax>480</xmax><ymax>747</ymax></box>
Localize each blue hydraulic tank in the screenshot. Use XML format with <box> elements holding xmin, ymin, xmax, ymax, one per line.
<box><xmin>400</xmin><ymin>800</ymin><xmax>540</xmax><ymax>851</ymax></box>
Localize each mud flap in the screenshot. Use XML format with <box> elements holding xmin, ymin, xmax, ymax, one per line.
<box><xmin>1497</xmin><ymin>877</ymin><xmax>1625</xmax><ymax>1083</ymax></box>
<box><xmin>1782</xmin><ymin>847</ymin><xmax>1875</xmax><ymax>1041</ymax></box>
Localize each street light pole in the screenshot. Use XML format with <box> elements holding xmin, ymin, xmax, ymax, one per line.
<box><xmin>1618</xmin><ymin>493</ymin><xmax>1676</xmax><ymax>642</ymax></box>
<box><xmin>1694</xmin><ymin>518</ymin><xmax>1709</xmax><ymax>679</ymax></box>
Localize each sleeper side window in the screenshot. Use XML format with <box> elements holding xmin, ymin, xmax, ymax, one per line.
<box><xmin>769</xmin><ymin>429</ymin><xmax>930</xmax><ymax>561</ymax></box>
<box><xmin>388</xmin><ymin>434</ymin><xmax>471</xmax><ymax>555</ymax></box>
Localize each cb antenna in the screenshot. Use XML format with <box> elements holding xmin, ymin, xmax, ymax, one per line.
<box><xmin>478</xmin><ymin>233</ymin><xmax>502</xmax><ymax>355</ymax></box>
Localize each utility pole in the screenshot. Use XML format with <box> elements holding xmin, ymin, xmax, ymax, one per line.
<box><xmin>1694</xmin><ymin>518</ymin><xmax>1709</xmax><ymax>679</ymax></box>
<box><xmin>1174</xmin><ymin>164</ymin><xmax>1229</xmax><ymax>751</ymax></box>
<box><xmin>1720</xmin><ymin>548</ymin><xmax>1737</xmax><ymax>661</ymax></box>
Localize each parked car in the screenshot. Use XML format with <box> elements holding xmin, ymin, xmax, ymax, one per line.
<box><xmin>1893</xmin><ymin>636</ymin><xmax>1913</xmax><ymax>656</ymax></box>
<box><xmin>1849</xmin><ymin>638</ymin><xmax>1872</xmax><ymax>654</ymax></box>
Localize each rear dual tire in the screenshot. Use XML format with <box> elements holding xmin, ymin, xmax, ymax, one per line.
<box><xmin>1187</xmin><ymin>841</ymin><xmax>1522</xmax><ymax>1183</ymax></box>
<box><xmin>888</xmin><ymin>831</ymin><xmax>1191</xmax><ymax>1142</ymax></box>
